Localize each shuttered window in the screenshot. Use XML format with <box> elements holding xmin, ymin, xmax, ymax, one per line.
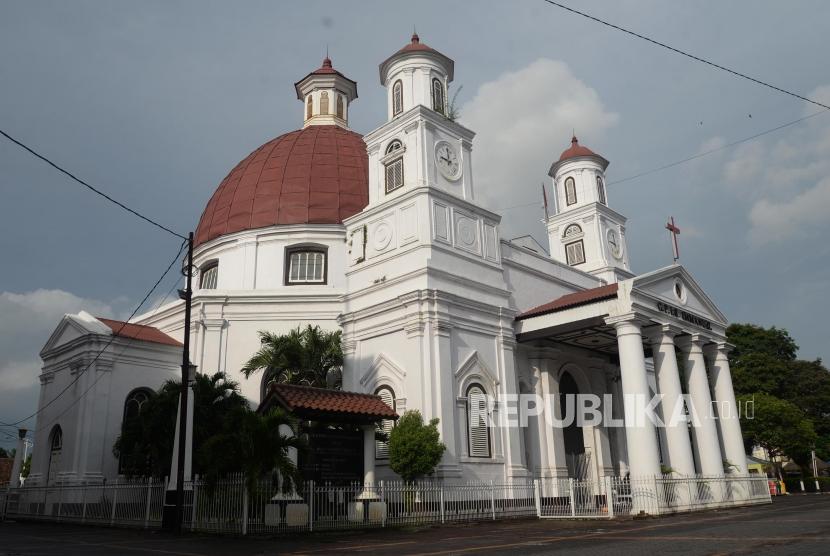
<box><xmin>565</xmin><ymin>240</ymin><xmax>585</xmax><ymax>266</ymax></box>
<box><xmin>467</xmin><ymin>385</ymin><xmax>491</xmax><ymax>458</ymax></box>
<box><xmin>385</xmin><ymin>157</ymin><xmax>404</xmax><ymax>194</ymax></box>
<box><xmin>375</xmin><ymin>387</ymin><xmax>395</xmax><ymax>459</ymax></box>
<box><xmin>565</xmin><ymin>177</ymin><xmax>577</xmax><ymax>206</ymax></box>
<box><xmin>596</xmin><ymin>176</ymin><xmax>606</xmax><ymax>204</ymax></box>
<box><xmin>320</xmin><ymin>91</ymin><xmax>329</xmax><ymax>115</ymax></box>
<box><xmin>432</xmin><ymin>78</ymin><xmax>445</xmax><ymax>114</ymax></box>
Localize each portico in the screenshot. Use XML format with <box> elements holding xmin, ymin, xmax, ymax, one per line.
<box><xmin>515</xmin><ymin>265</ymin><xmax>747</xmax><ymax>481</ymax></box>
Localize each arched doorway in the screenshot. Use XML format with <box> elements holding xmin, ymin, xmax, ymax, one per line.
<box><xmin>559</xmin><ymin>372</ymin><xmax>590</xmax><ymax>478</ymax></box>
<box><xmin>47</xmin><ymin>425</ymin><xmax>62</xmax><ymax>485</ymax></box>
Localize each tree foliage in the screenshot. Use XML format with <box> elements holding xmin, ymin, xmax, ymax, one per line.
<box><xmin>738</xmin><ymin>393</ymin><xmax>817</xmax><ymax>467</ymax></box>
<box><xmin>114</xmin><ymin>372</ymin><xmax>250</xmax><ymax>478</ymax></box>
<box><xmin>388</xmin><ymin>410</ymin><xmax>446</xmax><ymax>482</ymax></box>
<box><xmin>241</xmin><ymin>325</ymin><xmax>343</xmax><ymax>389</ymax></box>
<box><xmin>727</xmin><ymin>323</ymin><xmax>830</xmax><ymax>462</ymax></box>
<box><xmin>198</xmin><ymin>407</ymin><xmax>305</xmax><ymax>494</ymax></box>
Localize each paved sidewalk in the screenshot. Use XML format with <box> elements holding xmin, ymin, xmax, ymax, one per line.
<box><xmin>2</xmin><ymin>495</ymin><xmax>828</xmax><ymax>555</ymax></box>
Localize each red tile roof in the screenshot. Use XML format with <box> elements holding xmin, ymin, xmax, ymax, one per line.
<box><xmin>96</xmin><ymin>318</ymin><xmax>183</xmax><ymax>347</ymax></box>
<box><xmin>262</xmin><ymin>383</ymin><xmax>398</xmax><ymax>421</ymax></box>
<box><xmin>194</xmin><ymin>125</ymin><xmax>369</xmax><ymax>247</ymax></box>
<box><xmin>515</xmin><ymin>283</ymin><xmax>619</xmax><ymax>321</ymax></box>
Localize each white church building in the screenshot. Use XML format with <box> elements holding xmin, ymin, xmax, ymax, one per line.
<box><xmin>27</xmin><ymin>34</ymin><xmax>748</xmax><ymax>488</ymax></box>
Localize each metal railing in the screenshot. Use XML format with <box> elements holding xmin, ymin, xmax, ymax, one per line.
<box><xmin>2</xmin><ymin>474</ymin><xmax>771</xmax><ymax>532</ymax></box>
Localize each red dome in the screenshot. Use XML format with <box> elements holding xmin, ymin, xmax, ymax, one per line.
<box><xmin>195</xmin><ymin>126</ymin><xmax>368</xmax><ymax>247</ymax></box>
<box><xmin>558</xmin><ymin>135</ymin><xmax>599</xmax><ymax>161</ymax></box>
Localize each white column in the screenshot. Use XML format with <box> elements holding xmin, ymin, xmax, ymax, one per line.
<box><xmin>606</xmin><ymin>315</ymin><xmax>662</xmax><ymax>479</ymax></box>
<box><xmin>705</xmin><ymin>342</ymin><xmax>747</xmax><ymax>475</ymax></box>
<box><xmin>9</xmin><ymin>429</ymin><xmax>27</xmax><ymax>488</ymax></box>
<box><xmin>357</xmin><ymin>425</ymin><xmax>380</xmax><ymax>500</ymax></box>
<box><xmin>648</xmin><ymin>326</ymin><xmax>696</xmax><ymax>477</ymax></box>
<box><xmin>677</xmin><ymin>335</ymin><xmax>723</xmax><ymax>476</ymax></box>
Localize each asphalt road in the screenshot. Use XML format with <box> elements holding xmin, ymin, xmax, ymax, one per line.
<box><xmin>1</xmin><ymin>495</ymin><xmax>828</xmax><ymax>555</ymax></box>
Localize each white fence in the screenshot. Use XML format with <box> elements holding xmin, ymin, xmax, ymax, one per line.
<box><xmin>2</xmin><ymin>474</ymin><xmax>770</xmax><ymax>534</ymax></box>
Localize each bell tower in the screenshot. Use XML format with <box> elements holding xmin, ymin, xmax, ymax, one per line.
<box><xmin>545</xmin><ymin>136</ymin><xmax>633</xmax><ymax>283</ymax></box>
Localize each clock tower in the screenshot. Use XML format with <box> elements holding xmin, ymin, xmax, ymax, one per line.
<box><xmin>545</xmin><ymin>136</ymin><xmax>633</xmax><ymax>283</ymax></box>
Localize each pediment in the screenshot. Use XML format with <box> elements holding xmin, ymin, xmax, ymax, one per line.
<box><xmin>359</xmin><ymin>353</ymin><xmax>407</xmax><ymax>389</ymax></box>
<box><xmin>40</xmin><ymin>311</ymin><xmax>110</xmax><ymax>357</ymax></box>
<box><xmin>630</xmin><ymin>265</ymin><xmax>727</xmax><ymax>326</ymax></box>
<box><xmin>454</xmin><ymin>350</ymin><xmax>499</xmax><ymax>393</ymax></box>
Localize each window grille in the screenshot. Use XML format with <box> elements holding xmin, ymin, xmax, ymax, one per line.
<box><xmin>432</xmin><ymin>78</ymin><xmax>445</xmax><ymax>114</ymax></box>
<box><xmin>200</xmin><ymin>263</ymin><xmax>218</xmax><ymax>289</ymax></box>
<box><xmin>287</xmin><ymin>250</ymin><xmax>326</xmax><ymax>284</ymax></box>
<box><xmin>467</xmin><ymin>385</ymin><xmax>491</xmax><ymax>458</ymax></box>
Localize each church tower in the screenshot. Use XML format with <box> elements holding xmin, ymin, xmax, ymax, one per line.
<box><xmin>545</xmin><ymin>136</ymin><xmax>633</xmax><ymax>283</ymax></box>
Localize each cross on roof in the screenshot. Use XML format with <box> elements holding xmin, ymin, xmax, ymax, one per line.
<box><xmin>665</xmin><ymin>216</ymin><xmax>681</xmax><ymax>263</ymax></box>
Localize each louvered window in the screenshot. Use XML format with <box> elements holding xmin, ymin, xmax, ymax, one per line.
<box><xmin>565</xmin><ymin>177</ymin><xmax>577</xmax><ymax>206</ymax></box>
<box><xmin>596</xmin><ymin>176</ymin><xmax>606</xmax><ymax>204</ymax></box>
<box><xmin>336</xmin><ymin>95</ymin><xmax>344</xmax><ymax>119</ymax></box>
<box><xmin>287</xmin><ymin>250</ymin><xmax>326</xmax><ymax>284</ymax></box>
<box><xmin>200</xmin><ymin>263</ymin><xmax>218</xmax><ymax>289</ymax></box>
<box><xmin>375</xmin><ymin>386</ymin><xmax>395</xmax><ymax>459</ymax></box>
<box><xmin>320</xmin><ymin>91</ymin><xmax>329</xmax><ymax>115</ymax></box>
<box><xmin>306</xmin><ymin>96</ymin><xmax>313</xmax><ymax>120</ymax></box>
<box><xmin>467</xmin><ymin>385</ymin><xmax>491</xmax><ymax>458</ymax></box>
<box><xmin>565</xmin><ymin>240</ymin><xmax>585</xmax><ymax>266</ymax></box>
<box><xmin>392</xmin><ymin>80</ymin><xmax>403</xmax><ymax>116</ymax></box>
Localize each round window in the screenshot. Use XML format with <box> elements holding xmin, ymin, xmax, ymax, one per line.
<box><xmin>673</xmin><ymin>279</ymin><xmax>687</xmax><ymax>304</ymax></box>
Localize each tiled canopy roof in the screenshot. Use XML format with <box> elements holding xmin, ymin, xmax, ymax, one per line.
<box><xmin>96</xmin><ymin>318</ymin><xmax>182</xmax><ymax>347</ymax></box>
<box><xmin>261</xmin><ymin>383</ymin><xmax>398</xmax><ymax>422</ymax></box>
<box><xmin>194</xmin><ymin>125</ymin><xmax>369</xmax><ymax>247</ymax></box>
<box><xmin>515</xmin><ymin>283</ymin><xmax>619</xmax><ymax>321</ymax></box>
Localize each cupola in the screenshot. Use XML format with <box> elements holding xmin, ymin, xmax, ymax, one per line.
<box><xmin>294</xmin><ymin>56</ymin><xmax>358</xmax><ymax>128</ymax></box>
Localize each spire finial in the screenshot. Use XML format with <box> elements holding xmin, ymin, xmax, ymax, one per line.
<box><xmin>571</xmin><ymin>131</ymin><xmax>578</xmax><ymax>144</ymax></box>
<box><xmin>411</xmin><ymin>26</ymin><xmax>420</xmax><ymax>44</ymax></box>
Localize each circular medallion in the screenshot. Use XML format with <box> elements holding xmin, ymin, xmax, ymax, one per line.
<box><xmin>373</xmin><ymin>221</ymin><xmax>393</xmax><ymax>250</ymax></box>
<box><xmin>457</xmin><ymin>218</ymin><xmax>476</xmax><ymax>246</ymax></box>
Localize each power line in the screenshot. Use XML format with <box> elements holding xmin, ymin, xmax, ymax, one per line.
<box><xmin>0</xmin><ymin>128</ymin><xmax>187</xmax><ymax>240</ymax></box>
<box><xmin>494</xmin><ymin>107</ymin><xmax>830</xmax><ymax>214</ymax></box>
<box><xmin>540</xmin><ymin>0</ymin><xmax>830</xmax><ymax>111</ymax></box>
<box><xmin>0</xmin><ymin>238</ymin><xmax>187</xmax><ymax>428</ymax></box>
<box><xmin>608</xmin><ymin>109</ymin><xmax>830</xmax><ymax>186</ymax></box>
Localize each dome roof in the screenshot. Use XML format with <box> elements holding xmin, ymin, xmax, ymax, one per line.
<box><xmin>194</xmin><ymin>125</ymin><xmax>368</xmax><ymax>247</ymax></box>
<box><xmin>548</xmin><ymin>135</ymin><xmax>609</xmax><ymax>177</ymax></box>
<box><xmin>558</xmin><ymin>135</ymin><xmax>599</xmax><ymax>161</ymax></box>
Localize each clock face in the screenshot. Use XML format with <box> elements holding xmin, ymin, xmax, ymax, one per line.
<box><xmin>435</xmin><ymin>141</ymin><xmax>461</xmax><ymax>180</ymax></box>
<box><xmin>607</xmin><ymin>229</ymin><xmax>623</xmax><ymax>259</ymax></box>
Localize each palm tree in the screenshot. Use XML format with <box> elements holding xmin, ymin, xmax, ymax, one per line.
<box><xmin>198</xmin><ymin>407</ymin><xmax>306</xmax><ymax>495</ymax></box>
<box><xmin>242</xmin><ymin>325</ymin><xmax>343</xmax><ymax>390</ymax></box>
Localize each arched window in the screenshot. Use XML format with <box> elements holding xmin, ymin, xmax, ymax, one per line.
<box><xmin>564</xmin><ymin>177</ymin><xmax>577</xmax><ymax>206</ymax></box>
<box><xmin>47</xmin><ymin>425</ymin><xmax>62</xmax><ymax>485</ymax></box>
<box><xmin>319</xmin><ymin>91</ymin><xmax>329</xmax><ymax>115</ymax></box>
<box><xmin>432</xmin><ymin>78</ymin><xmax>445</xmax><ymax>115</ymax></box>
<box><xmin>123</xmin><ymin>389</ymin><xmax>152</xmax><ymax>424</ymax></box>
<box><xmin>392</xmin><ymin>80</ymin><xmax>403</xmax><ymax>116</ymax></box>
<box><xmin>200</xmin><ymin>262</ymin><xmax>218</xmax><ymax>290</ymax></box>
<box><xmin>285</xmin><ymin>246</ymin><xmax>327</xmax><ymax>284</ymax></box>
<box><xmin>565</xmin><ymin>240</ymin><xmax>586</xmax><ymax>266</ymax></box>
<box><xmin>466</xmin><ymin>384</ymin><xmax>491</xmax><ymax>458</ymax></box>
<box><xmin>306</xmin><ymin>95</ymin><xmax>313</xmax><ymax>120</ymax></box>
<box><xmin>563</xmin><ymin>224</ymin><xmax>582</xmax><ymax>238</ymax></box>
<box><xmin>336</xmin><ymin>95</ymin><xmax>344</xmax><ymax>119</ymax></box>
<box><xmin>596</xmin><ymin>176</ymin><xmax>606</xmax><ymax>204</ymax></box>
<box><xmin>384</xmin><ymin>140</ymin><xmax>404</xmax><ymax>194</ymax></box>
<box><xmin>374</xmin><ymin>386</ymin><xmax>396</xmax><ymax>459</ymax></box>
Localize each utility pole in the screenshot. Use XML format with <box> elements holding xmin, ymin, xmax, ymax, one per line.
<box><xmin>162</xmin><ymin>231</ymin><xmax>194</xmax><ymax>532</ymax></box>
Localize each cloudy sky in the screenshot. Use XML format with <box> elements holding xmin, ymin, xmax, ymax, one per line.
<box><xmin>2</xmin><ymin>0</ymin><xmax>829</xmax><ymax>449</ymax></box>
